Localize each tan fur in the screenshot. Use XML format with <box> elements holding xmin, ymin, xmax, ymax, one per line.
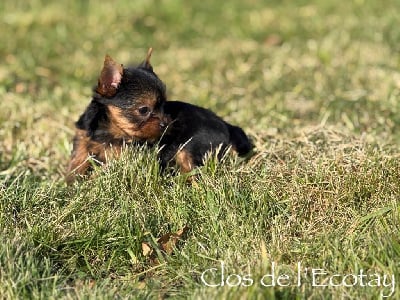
<box><xmin>175</xmin><ymin>149</ymin><xmax>194</xmax><ymax>173</ymax></box>
<box><xmin>107</xmin><ymin>106</ymin><xmax>137</xmax><ymax>140</ymax></box>
<box><xmin>96</xmin><ymin>55</ymin><xmax>123</xmax><ymax>97</ymax></box>
<box><xmin>107</xmin><ymin>98</ymin><xmax>164</xmax><ymax>142</ymax></box>
<box><xmin>65</xmin><ymin>129</ymin><xmax>122</xmax><ymax>184</ymax></box>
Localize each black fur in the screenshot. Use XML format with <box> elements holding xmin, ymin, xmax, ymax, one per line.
<box><xmin>159</xmin><ymin>101</ymin><xmax>253</xmax><ymax>170</ymax></box>
<box><xmin>93</xmin><ymin>67</ymin><xmax>166</xmax><ymax>108</ymax></box>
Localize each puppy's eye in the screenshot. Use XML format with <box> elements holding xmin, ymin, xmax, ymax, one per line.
<box><xmin>138</xmin><ymin>106</ymin><xmax>150</xmax><ymax>115</ymax></box>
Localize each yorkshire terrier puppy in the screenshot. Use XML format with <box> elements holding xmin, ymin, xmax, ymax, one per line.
<box><xmin>66</xmin><ymin>48</ymin><xmax>252</xmax><ymax>183</ymax></box>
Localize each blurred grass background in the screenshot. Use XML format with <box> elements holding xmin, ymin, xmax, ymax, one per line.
<box><xmin>1</xmin><ymin>0</ymin><xmax>400</xmax><ymax>298</ymax></box>
<box><xmin>1</xmin><ymin>0</ymin><xmax>400</xmax><ymax>176</ymax></box>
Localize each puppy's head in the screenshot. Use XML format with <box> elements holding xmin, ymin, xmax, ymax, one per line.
<box><xmin>94</xmin><ymin>49</ymin><xmax>169</xmax><ymax>142</ymax></box>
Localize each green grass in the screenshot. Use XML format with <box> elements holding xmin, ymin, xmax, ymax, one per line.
<box><xmin>1</xmin><ymin>0</ymin><xmax>400</xmax><ymax>298</ymax></box>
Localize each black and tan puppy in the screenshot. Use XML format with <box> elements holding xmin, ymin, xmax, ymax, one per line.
<box><xmin>66</xmin><ymin>48</ymin><xmax>252</xmax><ymax>183</ymax></box>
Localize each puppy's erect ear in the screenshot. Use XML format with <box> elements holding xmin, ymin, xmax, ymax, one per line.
<box><xmin>96</xmin><ymin>55</ymin><xmax>123</xmax><ymax>97</ymax></box>
<box><xmin>139</xmin><ymin>47</ymin><xmax>153</xmax><ymax>71</ymax></box>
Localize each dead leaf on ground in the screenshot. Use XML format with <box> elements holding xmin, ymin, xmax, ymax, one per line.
<box><xmin>157</xmin><ymin>225</ymin><xmax>190</xmax><ymax>255</ymax></box>
<box><xmin>142</xmin><ymin>242</ymin><xmax>153</xmax><ymax>257</ymax></box>
<box><xmin>142</xmin><ymin>225</ymin><xmax>190</xmax><ymax>259</ymax></box>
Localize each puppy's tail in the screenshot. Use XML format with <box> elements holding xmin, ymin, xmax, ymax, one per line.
<box><xmin>227</xmin><ymin>124</ymin><xmax>253</xmax><ymax>156</ymax></box>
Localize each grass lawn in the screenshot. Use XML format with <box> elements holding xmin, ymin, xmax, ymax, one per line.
<box><xmin>1</xmin><ymin>0</ymin><xmax>400</xmax><ymax>298</ymax></box>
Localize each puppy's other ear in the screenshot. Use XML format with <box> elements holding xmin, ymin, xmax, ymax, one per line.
<box><xmin>139</xmin><ymin>47</ymin><xmax>153</xmax><ymax>71</ymax></box>
<box><xmin>96</xmin><ymin>55</ymin><xmax>123</xmax><ymax>97</ymax></box>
